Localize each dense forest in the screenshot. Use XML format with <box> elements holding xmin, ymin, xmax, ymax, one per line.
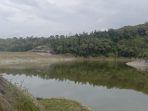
<box><xmin>0</xmin><ymin>23</ymin><xmax>148</xmax><ymax>58</ymax></box>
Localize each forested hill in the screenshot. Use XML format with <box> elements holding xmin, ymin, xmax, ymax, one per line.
<box><xmin>0</xmin><ymin>22</ymin><xmax>148</xmax><ymax>58</ymax></box>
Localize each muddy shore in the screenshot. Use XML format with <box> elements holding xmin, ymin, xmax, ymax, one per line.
<box><xmin>126</xmin><ymin>60</ymin><xmax>148</xmax><ymax>71</ymax></box>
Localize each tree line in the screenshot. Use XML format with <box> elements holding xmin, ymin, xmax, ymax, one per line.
<box><xmin>0</xmin><ymin>23</ymin><xmax>148</xmax><ymax>58</ymax></box>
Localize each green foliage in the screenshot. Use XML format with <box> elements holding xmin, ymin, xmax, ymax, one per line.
<box><xmin>0</xmin><ymin>77</ymin><xmax>42</xmax><ymax>111</ymax></box>
<box><xmin>39</xmin><ymin>98</ymin><xmax>90</xmax><ymax>111</ymax></box>
<box><xmin>1</xmin><ymin>60</ymin><xmax>148</xmax><ymax>94</ymax></box>
<box><xmin>0</xmin><ymin>37</ymin><xmax>50</xmax><ymax>52</ymax></box>
<box><xmin>0</xmin><ymin>23</ymin><xmax>148</xmax><ymax>58</ymax></box>
<box><xmin>0</xmin><ymin>77</ymin><xmax>90</xmax><ymax>111</ymax></box>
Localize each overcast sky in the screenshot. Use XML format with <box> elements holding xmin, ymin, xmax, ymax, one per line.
<box><xmin>0</xmin><ymin>0</ymin><xmax>148</xmax><ymax>38</ymax></box>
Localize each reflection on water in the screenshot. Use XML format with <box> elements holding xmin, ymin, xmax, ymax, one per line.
<box><xmin>1</xmin><ymin>61</ymin><xmax>148</xmax><ymax>111</ymax></box>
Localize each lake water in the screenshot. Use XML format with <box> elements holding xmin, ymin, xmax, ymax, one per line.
<box><xmin>2</xmin><ymin>61</ymin><xmax>148</xmax><ymax>111</ymax></box>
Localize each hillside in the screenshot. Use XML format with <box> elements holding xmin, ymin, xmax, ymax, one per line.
<box><xmin>0</xmin><ymin>22</ymin><xmax>148</xmax><ymax>58</ymax></box>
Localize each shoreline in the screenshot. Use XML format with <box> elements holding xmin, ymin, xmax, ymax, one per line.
<box><xmin>0</xmin><ymin>52</ymin><xmax>91</xmax><ymax>111</ymax></box>
<box><xmin>126</xmin><ymin>59</ymin><xmax>148</xmax><ymax>71</ymax></box>
<box><xmin>0</xmin><ymin>52</ymin><xmax>130</xmax><ymax>67</ymax></box>
<box><xmin>0</xmin><ymin>77</ymin><xmax>91</xmax><ymax>111</ymax></box>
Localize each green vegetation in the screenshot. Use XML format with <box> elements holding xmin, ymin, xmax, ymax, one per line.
<box><xmin>1</xmin><ymin>60</ymin><xmax>148</xmax><ymax>94</ymax></box>
<box><xmin>0</xmin><ymin>21</ymin><xmax>147</xmax><ymax>111</ymax></box>
<box><xmin>0</xmin><ymin>77</ymin><xmax>90</xmax><ymax>111</ymax></box>
<box><xmin>48</xmin><ymin>61</ymin><xmax>148</xmax><ymax>94</ymax></box>
<box><xmin>39</xmin><ymin>98</ymin><xmax>89</xmax><ymax>111</ymax></box>
<box><xmin>0</xmin><ymin>53</ymin><xmax>91</xmax><ymax>111</ymax></box>
<box><xmin>0</xmin><ymin>77</ymin><xmax>42</xmax><ymax>111</ymax></box>
<box><xmin>0</xmin><ymin>23</ymin><xmax>148</xmax><ymax>58</ymax></box>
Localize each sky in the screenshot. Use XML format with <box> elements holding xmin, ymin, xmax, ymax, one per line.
<box><xmin>0</xmin><ymin>0</ymin><xmax>148</xmax><ymax>38</ymax></box>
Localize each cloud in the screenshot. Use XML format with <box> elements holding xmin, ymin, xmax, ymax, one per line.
<box><xmin>0</xmin><ymin>0</ymin><xmax>148</xmax><ymax>37</ymax></box>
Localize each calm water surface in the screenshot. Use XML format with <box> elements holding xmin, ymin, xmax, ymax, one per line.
<box><xmin>2</xmin><ymin>61</ymin><xmax>148</xmax><ymax>111</ymax></box>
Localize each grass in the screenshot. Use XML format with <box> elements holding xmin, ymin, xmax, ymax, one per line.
<box><xmin>39</xmin><ymin>98</ymin><xmax>90</xmax><ymax>111</ymax></box>
<box><xmin>0</xmin><ymin>77</ymin><xmax>42</xmax><ymax>111</ymax></box>
<box><xmin>0</xmin><ymin>77</ymin><xmax>90</xmax><ymax>111</ymax></box>
<box><xmin>0</xmin><ymin>52</ymin><xmax>91</xmax><ymax>111</ymax></box>
<box><xmin>0</xmin><ymin>96</ymin><xmax>11</xmax><ymax>111</ymax></box>
<box><xmin>0</xmin><ymin>52</ymin><xmax>131</xmax><ymax>70</ymax></box>
<box><xmin>0</xmin><ymin>52</ymin><xmax>77</xmax><ymax>69</ymax></box>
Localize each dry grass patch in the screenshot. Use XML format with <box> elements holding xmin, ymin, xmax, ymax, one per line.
<box><xmin>0</xmin><ymin>52</ymin><xmax>76</xmax><ymax>69</ymax></box>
